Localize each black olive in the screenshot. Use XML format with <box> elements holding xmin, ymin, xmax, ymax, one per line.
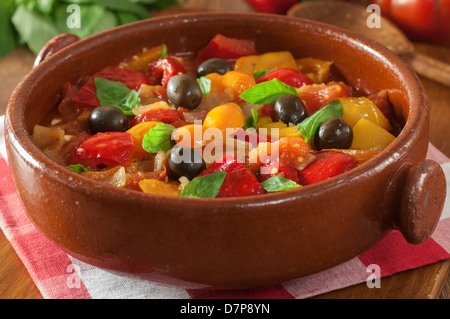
<box><xmin>197</xmin><ymin>58</ymin><xmax>232</xmax><ymax>77</ymax></box>
<box><xmin>88</xmin><ymin>106</ymin><xmax>128</xmax><ymax>134</ymax></box>
<box><xmin>274</xmin><ymin>94</ymin><xmax>308</xmax><ymax>125</ymax></box>
<box><xmin>168</xmin><ymin>146</ymin><xmax>206</xmax><ymax>180</ymax></box>
<box><xmin>167</xmin><ymin>74</ymin><xmax>203</xmax><ymax>110</ymax></box>
<box><xmin>314</xmin><ymin>117</ymin><xmax>353</xmax><ymax>150</ymax></box>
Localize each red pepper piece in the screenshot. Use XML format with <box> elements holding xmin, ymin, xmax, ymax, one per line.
<box><xmin>260</xmin><ymin>104</ymin><xmax>276</xmax><ymax>121</ymax></box>
<box><xmin>259</xmin><ymin>164</ymin><xmax>300</xmax><ymax>184</ymax></box>
<box><xmin>197</xmin><ymin>153</ymin><xmax>266</xmax><ymax>198</ymax></box>
<box><xmin>146</xmin><ymin>57</ymin><xmax>186</xmax><ymax>88</ymax></box>
<box><xmin>297</xmin><ymin>151</ymin><xmax>358</xmax><ymax>186</ymax></box>
<box><xmin>130</xmin><ymin>109</ymin><xmax>183</xmax><ymax>127</ymax></box>
<box><xmin>71</xmin><ymin>67</ymin><xmax>151</xmax><ymax>109</ymax></box>
<box><xmin>229</xmin><ymin>128</ymin><xmax>268</xmax><ymax>148</ymax></box>
<box><xmin>244</xmin><ymin>0</ymin><xmax>299</xmax><ymax>14</ymax></box>
<box><xmin>298</xmin><ymin>81</ymin><xmax>353</xmax><ymax>116</ymax></box>
<box><xmin>69</xmin><ymin>132</ymin><xmax>134</xmax><ymax>170</ymax></box>
<box><xmin>256</xmin><ymin>68</ymin><xmax>314</xmax><ymax>88</ymax></box>
<box><xmin>196</xmin><ymin>34</ymin><xmax>257</xmax><ymax>62</ymax></box>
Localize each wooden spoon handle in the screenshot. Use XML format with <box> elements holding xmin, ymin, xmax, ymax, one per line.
<box><xmin>407</xmin><ymin>52</ymin><xmax>450</xmax><ymax>87</ymax></box>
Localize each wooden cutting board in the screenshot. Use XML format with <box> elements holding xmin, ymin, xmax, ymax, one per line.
<box><xmin>0</xmin><ymin>0</ymin><xmax>448</xmax><ymax>299</ymax></box>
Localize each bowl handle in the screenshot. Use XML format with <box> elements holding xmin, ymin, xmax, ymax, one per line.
<box><xmin>396</xmin><ymin>159</ymin><xmax>446</xmax><ymax>245</ymax></box>
<box><xmin>34</xmin><ymin>33</ymin><xmax>81</xmax><ymax>67</ymax></box>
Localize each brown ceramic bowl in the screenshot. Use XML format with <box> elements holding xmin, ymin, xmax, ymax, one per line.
<box><xmin>4</xmin><ymin>12</ymin><xmax>447</xmax><ymax>288</ymax></box>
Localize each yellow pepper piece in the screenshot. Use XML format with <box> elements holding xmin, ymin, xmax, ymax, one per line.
<box><xmin>132</xmin><ymin>101</ymin><xmax>171</xmax><ymax>116</ymax></box>
<box><xmin>139</xmin><ymin>179</ymin><xmax>181</xmax><ymax>197</ymax></box>
<box><xmin>203</xmin><ymin>103</ymin><xmax>246</xmax><ymax>132</ymax></box>
<box><xmin>234</xmin><ymin>51</ymin><xmax>299</xmax><ymax>74</ymax></box>
<box><xmin>257</xmin><ymin>116</ymin><xmax>302</xmax><ymax>138</ymax></box>
<box><xmin>351</xmin><ymin>118</ymin><xmax>395</xmax><ymax>151</ymax></box>
<box><xmin>127</xmin><ymin>121</ymin><xmax>159</xmax><ymax>159</ymax></box>
<box><xmin>206</xmin><ymin>71</ymin><xmax>256</xmax><ymax>100</ymax></box>
<box><xmin>340</xmin><ymin>97</ymin><xmax>392</xmax><ymax>131</ymax></box>
<box><xmin>119</xmin><ymin>44</ymin><xmax>166</xmax><ymax>71</ymax></box>
<box><xmin>296</xmin><ymin>57</ymin><xmax>333</xmax><ymax>83</ymax></box>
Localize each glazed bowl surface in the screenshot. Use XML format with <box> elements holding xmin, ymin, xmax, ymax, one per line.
<box><xmin>4</xmin><ymin>12</ymin><xmax>446</xmax><ymax>288</ymax></box>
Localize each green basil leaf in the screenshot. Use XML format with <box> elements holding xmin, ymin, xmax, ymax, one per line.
<box><xmin>180</xmin><ymin>171</ymin><xmax>227</xmax><ymax>198</ymax></box>
<box><xmin>244</xmin><ymin>109</ymin><xmax>259</xmax><ymax>130</ymax></box>
<box><xmin>67</xmin><ymin>164</ymin><xmax>91</xmax><ymax>173</ymax></box>
<box><xmin>296</xmin><ymin>99</ymin><xmax>343</xmax><ymax>142</ymax></box>
<box><xmin>92</xmin><ymin>0</ymin><xmax>149</xmax><ymax>19</ymax></box>
<box><xmin>159</xmin><ymin>43</ymin><xmax>167</xmax><ymax>58</ymax></box>
<box><xmin>196</xmin><ymin>76</ymin><xmax>211</xmax><ymax>97</ymax></box>
<box><xmin>142</xmin><ymin>123</ymin><xmax>175</xmax><ymax>153</ymax></box>
<box><xmin>0</xmin><ymin>0</ymin><xmax>17</xmax><ymax>57</ymax></box>
<box><xmin>94</xmin><ymin>77</ymin><xmax>141</xmax><ymax>115</ymax></box>
<box><xmin>253</xmin><ymin>69</ymin><xmax>272</xmax><ymax>79</ymax></box>
<box><xmin>11</xmin><ymin>5</ymin><xmax>59</xmax><ymax>54</ymax></box>
<box><xmin>261</xmin><ymin>175</ymin><xmax>301</xmax><ymax>192</ymax></box>
<box><xmin>90</xmin><ymin>10</ymin><xmax>118</xmax><ymax>34</ymax></box>
<box><xmin>54</xmin><ymin>3</ymin><xmax>106</xmax><ymax>38</ymax></box>
<box><xmin>239</xmin><ymin>78</ymin><xmax>299</xmax><ymax>105</ymax></box>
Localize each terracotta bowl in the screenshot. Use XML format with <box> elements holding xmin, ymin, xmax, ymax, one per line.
<box><xmin>4</xmin><ymin>13</ymin><xmax>447</xmax><ymax>288</ymax></box>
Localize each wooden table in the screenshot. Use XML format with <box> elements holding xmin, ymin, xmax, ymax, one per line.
<box><xmin>0</xmin><ymin>0</ymin><xmax>449</xmax><ymax>299</ymax></box>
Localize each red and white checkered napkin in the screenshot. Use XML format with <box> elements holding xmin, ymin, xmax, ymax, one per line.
<box><xmin>0</xmin><ymin>116</ymin><xmax>449</xmax><ymax>299</ymax></box>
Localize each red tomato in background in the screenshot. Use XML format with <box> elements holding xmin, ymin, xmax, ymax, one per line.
<box><xmin>244</xmin><ymin>0</ymin><xmax>299</xmax><ymax>14</ymax></box>
<box><xmin>371</xmin><ymin>0</ymin><xmax>450</xmax><ymax>45</ymax></box>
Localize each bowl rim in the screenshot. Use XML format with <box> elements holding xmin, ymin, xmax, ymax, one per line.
<box><xmin>5</xmin><ymin>12</ymin><xmax>427</xmax><ymax>209</ymax></box>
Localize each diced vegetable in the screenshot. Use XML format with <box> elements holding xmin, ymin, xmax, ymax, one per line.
<box><xmin>206</xmin><ymin>71</ymin><xmax>256</xmax><ymax>100</ymax></box>
<box><xmin>297</xmin><ymin>81</ymin><xmax>353</xmax><ymax>115</ymax></box>
<box><xmin>297</xmin><ymin>151</ymin><xmax>358</xmax><ymax>185</ymax></box>
<box><xmin>71</xmin><ymin>66</ymin><xmax>151</xmax><ymax>109</ymax></box>
<box><xmin>255</xmin><ymin>68</ymin><xmax>314</xmax><ymax>88</ymax></box>
<box><xmin>197</xmin><ymin>34</ymin><xmax>257</xmax><ymax>61</ymax></box>
<box><xmin>350</xmin><ymin>118</ymin><xmax>395</xmax><ymax>151</ymax></box>
<box><xmin>234</xmin><ymin>51</ymin><xmax>299</xmax><ymax>74</ymax></box>
<box><xmin>127</xmin><ymin>121</ymin><xmax>159</xmax><ymax>159</ymax></box>
<box><xmin>139</xmin><ymin>179</ymin><xmax>181</xmax><ymax>197</ymax></box>
<box><xmin>146</xmin><ymin>57</ymin><xmax>186</xmax><ymax>88</ymax></box>
<box><xmin>197</xmin><ymin>153</ymin><xmax>266</xmax><ymax>198</ymax></box>
<box><xmin>130</xmin><ymin>108</ymin><xmax>183</xmax><ymax>127</ymax></box>
<box><xmin>69</xmin><ymin>132</ymin><xmax>134</xmax><ymax>169</ymax></box>
<box><xmin>203</xmin><ymin>103</ymin><xmax>246</xmax><ymax>131</ymax></box>
<box><xmin>296</xmin><ymin>58</ymin><xmax>333</xmax><ymax>84</ymax></box>
<box><xmin>119</xmin><ymin>44</ymin><xmax>167</xmax><ymax>71</ymax></box>
<box><xmin>340</xmin><ymin>97</ymin><xmax>393</xmax><ymax>131</ymax></box>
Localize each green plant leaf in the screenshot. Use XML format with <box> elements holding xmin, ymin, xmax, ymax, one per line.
<box><xmin>196</xmin><ymin>76</ymin><xmax>211</xmax><ymax>97</ymax></box>
<box><xmin>142</xmin><ymin>123</ymin><xmax>175</xmax><ymax>153</ymax></box>
<box><xmin>180</xmin><ymin>171</ymin><xmax>227</xmax><ymax>198</ymax></box>
<box><xmin>92</xmin><ymin>0</ymin><xmax>149</xmax><ymax>19</ymax></box>
<box><xmin>67</xmin><ymin>163</ymin><xmax>91</xmax><ymax>173</ymax></box>
<box><xmin>0</xmin><ymin>0</ymin><xmax>17</xmax><ymax>57</ymax></box>
<box><xmin>94</xmin><ymin>77</ymin><xmax>141</xmax><ymax>115</ymax></box>
<box><xmin>244</xmin><ymin>109</ymin><xmax>259</xmax><ymax>130</ymax></box>
<box><xmin>260</xmin><ymin>175</ymin><xmax>301</xmax><ymax>192</ymax></box>
<box><xmin>296</xmin><ymin>99</ymin><xmax>344</xmax><ymax>142</ymax></box>
<box><xmin>11</xmin><ymin>4</ymin><xmax>60</xmax><ymax>54</ymax></box>
<box><xmin>239</xmin><ymin>78</ymin><xmax>299</xmax><ymax>105</ymax></box>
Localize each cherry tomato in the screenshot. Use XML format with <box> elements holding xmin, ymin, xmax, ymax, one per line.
<box><xmin>146</xmin><ymin>58</ymin><xmax>186</xmax><ymax>88</ymax></box>
<box><xmin>371</xmin><ymin>0</ymin><xmax>450</xmax><ymax>45</ymax></box>
<box><xmin>69</xmin><ymin>132</ymin><xmax>134</xmax><ymax>170</ymax></box>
